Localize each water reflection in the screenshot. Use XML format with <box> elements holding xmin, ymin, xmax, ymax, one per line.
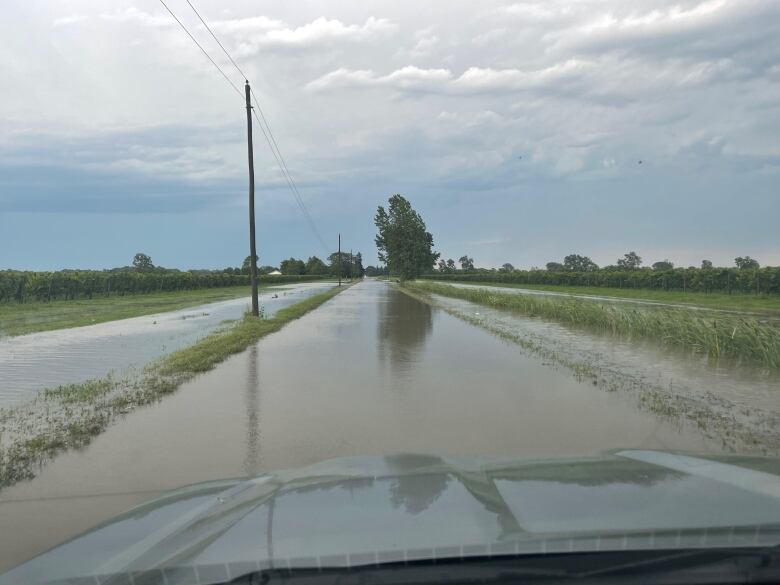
<box><xmin>243</xmin><ymin>345</ymin><xmax>260</xmax><ymax>475</ymax></box>
<box><xmin>384</xmin><ymin>455</ymin><xmax>450</xmax><ymax>515</ymax></box>
<box><xmin>377</xmin><ymin>286</ymin><xmax>433</xmax><ymax>374</ymax></box>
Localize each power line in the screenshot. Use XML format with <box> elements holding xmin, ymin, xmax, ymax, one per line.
<box><xmin>251</xmin><ymin>92</ymin><xmax>329</xmax><ymax>253</ymax></box>
<box><xmin>250</xmin><ymin>107</ymin><xmax>330</xmax><ymax>255</ymax></box>
<box><xmin>164</xmin><ymin>0</ymin><xmax>331</xmax><ymax>256</ymax></box>
<box><xmin>155</xmin><ymin>0</ymin><xmax>243</xmax><ymax>100</ymax></box>
<box><xmin>182</xmin><ymin>0</ymin><xmax>248</xmax><ymax>82</ymax></box>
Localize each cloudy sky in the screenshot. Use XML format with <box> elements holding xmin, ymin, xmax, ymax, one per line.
<box><xmin>1</xmin><ymin>0</ymin><xmax>778</xmax><ymax>270</ymax></box>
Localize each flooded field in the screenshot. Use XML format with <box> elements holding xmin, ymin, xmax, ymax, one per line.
<box><xmin>0</xmin><ymin>282</ymin><xmax>335</xmax><ymax>407</ymax></box>
<box><xmin>0</xmin><ymin>279</ymin><xmax>742</xmax><ymax>569</ymax></box>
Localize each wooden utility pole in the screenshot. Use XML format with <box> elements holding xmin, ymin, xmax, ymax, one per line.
<box><xmin>338</xmin><ymin>234</ymin><xmax>342</xmax><ymax>287</ymax></box>
<box><xmin>245</xmin><ymin>81</ymin><xmax>259</xmax><ymax>316</ymax></box>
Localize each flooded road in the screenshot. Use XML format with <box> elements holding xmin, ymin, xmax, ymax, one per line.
<box><xmin>0</xmin><ymin>280</ymin><xmax>732</xmax><ymax>570</ymax></box>
<box><xmin>0</xmin><ymin>282</ymin><xmax>335</xmax><ymax>407</ymax></box>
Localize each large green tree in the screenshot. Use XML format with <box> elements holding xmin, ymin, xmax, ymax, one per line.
<box><xmin>280</xmin><ymin>257</ymin><xmax>306</xmax><ymax>275</ymax></box>
<box><xmin>563</xmin><ymin>254</ymin><xmax>598</xmax><ymax>272</ymax></box>
<box><xmin>305</xmin><ymin>256</ymin><xmax>329</xmax><ymax>275</ymax></box>
<box><xmin>617</xmin><ymin>251</ymin><xmax>642</xmax><ymax>270</ymax></box>
<box><xmin>735</xmin><ymin>256</ymin><xmax>759</xmax><ymax>269</ymax></box>
<box><xmin>132</xmin><ymin>253</ymin><xmax>154</xmax><ymax>272</ymax></box>
<box><xmin>374</xmin><ymin>195</ymin><xmax>439</xmax><ymax>280</ymax></box>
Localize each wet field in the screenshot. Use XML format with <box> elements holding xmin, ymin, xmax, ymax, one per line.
<box><xmin>448</xmin><ymin>282</ymin><xmax>780</xmax><ymax>320</ymax></box>
<box><xmin>2</xmin><ymin>279</ymin><xmax>758</xmax><ymax>570</ymax></box>
<box><xmin>0</xmin><ymin>282</ymin><xmax>336</xmax><ymax>406</ymax></box>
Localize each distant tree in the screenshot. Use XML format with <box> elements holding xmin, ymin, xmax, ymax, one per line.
<box><xmin>701</xmin><ymin>259</ymin><xmax>713</xmax><ymax>269</ymax></box>
<box><xmin>280</xmin><ymin>257</ymin><xmax>306</xmax><ymax>275</ymax></box>
<box><xmin>258</xmin><ymin>265</ymin><xmax>277</xmax><ymax>275</ymax></box>
<box><xmin>328</xmin><ymin>252</ymin><xmax>350</xmax><ymax>278</ymax></box>
<box><xmin>546</xmin><ymin>262</ymin><xmax>565</xmax><ymax>271</ymax></box>
<box><xmin>563</xmin><ymin>254</ymin><xmax>599</xmax><ymax>272</ymax></box>
<box><xmin>374</xmin><ymin>194</ymin><xmax>439</xmax><ymax>280</ymax></box>
<box><xmin>241</xmin><ymin>255</ymin><xmax>253</xmax><ymax>275</ymax></box>
<box><xmin>735</xmin><ymin>256</ymin><xmax>759</xmax><ymax>269</ymax></box>
<box><xmin>459</xmin><ymin>255</ymin><xmax>475</xmax><ymax>271</ymax></box>
<box><xmin>305</xmin><ymin>256</ymin><xmax>329</xmax><ymax>275</ymax></box>
<box><xmin>652</xmin><ymin>260</ymin><xmax>674</xmax><ymax>271</ymax></box>
<box><xmin>353</xmin><ymin>252</ymin><xmax>365</xmax><ymax>278</ymax></box>
<box><xmin>437</xmin><ymin>259</ymin><xmax>448</xmax><ymax>272</ymax></box>
<box><xmin>132</xmin><ymin>253</ymin><xmax>154</xmax><ymax>272</ymax></box>
<box><xmin>617</xmin><ymin>251</ymin><xmax>642</xmax><ymax>270</ymax></box>
<box><xmin>499</xmin><ymin>263</ymin><xmax>515</xmax><ymax>272</ymax></box>
<box><xmin>446</xmin><ymin>259</ymin><xmax>456</xmax><ymax>272</ymax></box>
<box><xmin>365</xmin><ymin>265</ymin><xmax>388</xmax><ymax>277</ymax></box>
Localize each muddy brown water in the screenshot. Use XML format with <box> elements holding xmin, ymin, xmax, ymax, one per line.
<box><xmin>0</xmin><ymin>280</ymin><xmax>732</xmax><ymax>570</ymax></box>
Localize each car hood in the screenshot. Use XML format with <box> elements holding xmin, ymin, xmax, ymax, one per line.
<box><xmin>3</xmin><ymin>450</ymin><xmax>780</xmax><ymax>584</ymax></box>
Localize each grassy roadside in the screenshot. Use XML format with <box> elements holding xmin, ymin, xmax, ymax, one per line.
<box><xmin>423</xmin><ymin>280</ymin><xmax>780</xmax><ymax>315</ymax></box>
<box><xmin>0</xmin><ymin>284</ymin><xmax>349</xmax><ymax>488</ymax></box>
<box><xmin>0</xmin><ymin>284</ymin><xmax>294</xmax><ymax>337</ymax></box>
<box><xmin>408</xmin><ymin>281</ymin><xmax>780</xmax><ymax>369</ymax></box>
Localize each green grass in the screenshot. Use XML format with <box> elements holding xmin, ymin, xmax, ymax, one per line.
<box><xmin>432</xmin><ymin>280</ymin><xmax>780</xmax><ymax>315</ymax></box>
<box><xmin>0</xmin><ymin>284</ymin><xmax>348</xmax><ymax>488</ymax></box>
<box><xmin>158</xmin><ymin>285</ymin><xmax>344</xmax><ymax>375</ymax></box>
<box><xmin>42</xmin><ymin>377</ymin><xmax>115</xmax><ymax>404</ymax></box>
<box><xmin>0</xmin><ymin>284</ymin><xmax>283</xmax><ymax>337</ymax></box>
<box><xmin>408</xmin><ymin>281</ymin><xmax>780</xmax><ymax>369</ymax></box>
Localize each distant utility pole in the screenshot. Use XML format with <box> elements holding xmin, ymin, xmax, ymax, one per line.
<box><xmin>338</xmin><ymin>233</ymin><xmax>342</xmax><ymax>287</ymax></box>
<box><xmin>245</xmin><ymin>81</ymin><xmax>259</xmax><ymax>316</ymax></box>
<box><xmin>350</xmin><ymin>249</ymin><xmax>353</xmax><ymax>281</ymax></box>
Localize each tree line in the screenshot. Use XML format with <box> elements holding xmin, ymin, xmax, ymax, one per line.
<box><xmin>425</xmin><ymin>252</ymin><xmax>777</xmax><ymax>294</ymax></box>
<box><xmin>367</xmin><ymin>194</ymin><xmax>777</xmax><ymax>295</ymax></box>
<box><xmin>422</xmin><ymin>266</ymin><xmax>780</xmax><ymax>295</ymax></box>
<box><xmin>223</xmin><ymin>252</ymin><xmax>366</xmax><ymax>279</ymax></box>
<box><xmin>434</xmin><ymin>251</ymin><xmax>764</xmax><ymax>275</ymax></box>
<box><xmin>0</xmin><ymin>252</ymin><xmax>330</xmax><ymax>304</ymax></box>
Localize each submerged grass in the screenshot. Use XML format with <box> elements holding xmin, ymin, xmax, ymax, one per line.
<box><xmin>0</xmin><ymin>284</ymin><xmax>348</xmax><ymax>488</ymax></box>
<box><xmin>433</xmin><ymin>281</ymin><xmax>780</xmax><ymax>315</ymax></box>
<box><xmin>408</xmin><ymin>281</ymin><xmax>780</xmax><ymax>369</ymax></box>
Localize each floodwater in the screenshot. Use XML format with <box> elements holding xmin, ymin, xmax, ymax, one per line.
<box><xmin>433</xmin><ymin>294</ymin><xmax>780</xmax><ymax>416</ymax></box>
<box><xmin>0</xmin><ymin>280</ymin><xmax>732</xmax><ymax>570</ymax></box>
<box><xmin>0</xmin><ymin>282</ymin><xmax>335</xmax><ymax>407</ymax></box>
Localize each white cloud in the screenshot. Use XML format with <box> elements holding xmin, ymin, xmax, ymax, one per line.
<box><xmin>227</xmin><ymin>16</ymin><xmax>397</xmax><ymax>55</ymax></box>
<box><xmin>545</xmin><ymin>0</ymin><xmax>776</xmax><ymax>54</ymax></box>
<box><xmin>98</xmin><ymin>7</ymin><xmax>172</xmax><ymax>28</ymax></box>
<box><xmin>209</xmin><ymin>16</ymin><xmax>283</xmax><ymax>34</ymax></box>
<box><xmin>500</xmin><ymin>3</ymin><xmax>566</xmax><ymax>20</ymax></box>
<box><xmin>472</xmin><ymin>28</ymin><xmax>507</xmax><ymax>46</ymax></box>
<box><xmin>52</xmin><ymin>15</ymin><xmax>88</xmax><ymax>27</ymax></box>
<box><xmin>307</xmin><ymin>66</ymin><xmax>452</xmax><ymax>91</ymax></box>
<box><xmin>307</xmin><ymin>60</ymin><xmax>592</xmax><ymax>94</ymax></box>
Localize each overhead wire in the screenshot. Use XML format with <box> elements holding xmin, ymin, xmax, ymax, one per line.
<box><xmin>155</xmin><ymin>0</ymin><xmax>243</xmax><ymax>100</ymax></box>
<box><xmin>250</xmin><ymin>94</ymin><xmax>330</xmax><ymax>254</ymax></box>
<box><xmin>182</xmin><ymin>0</ymin><xmax>249</xmax><ymax>81</ymax></box>
<box><xmin>158</xmin><ymin>0</ymin><xmax>332</xmax><ymax>256</ymax></box>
